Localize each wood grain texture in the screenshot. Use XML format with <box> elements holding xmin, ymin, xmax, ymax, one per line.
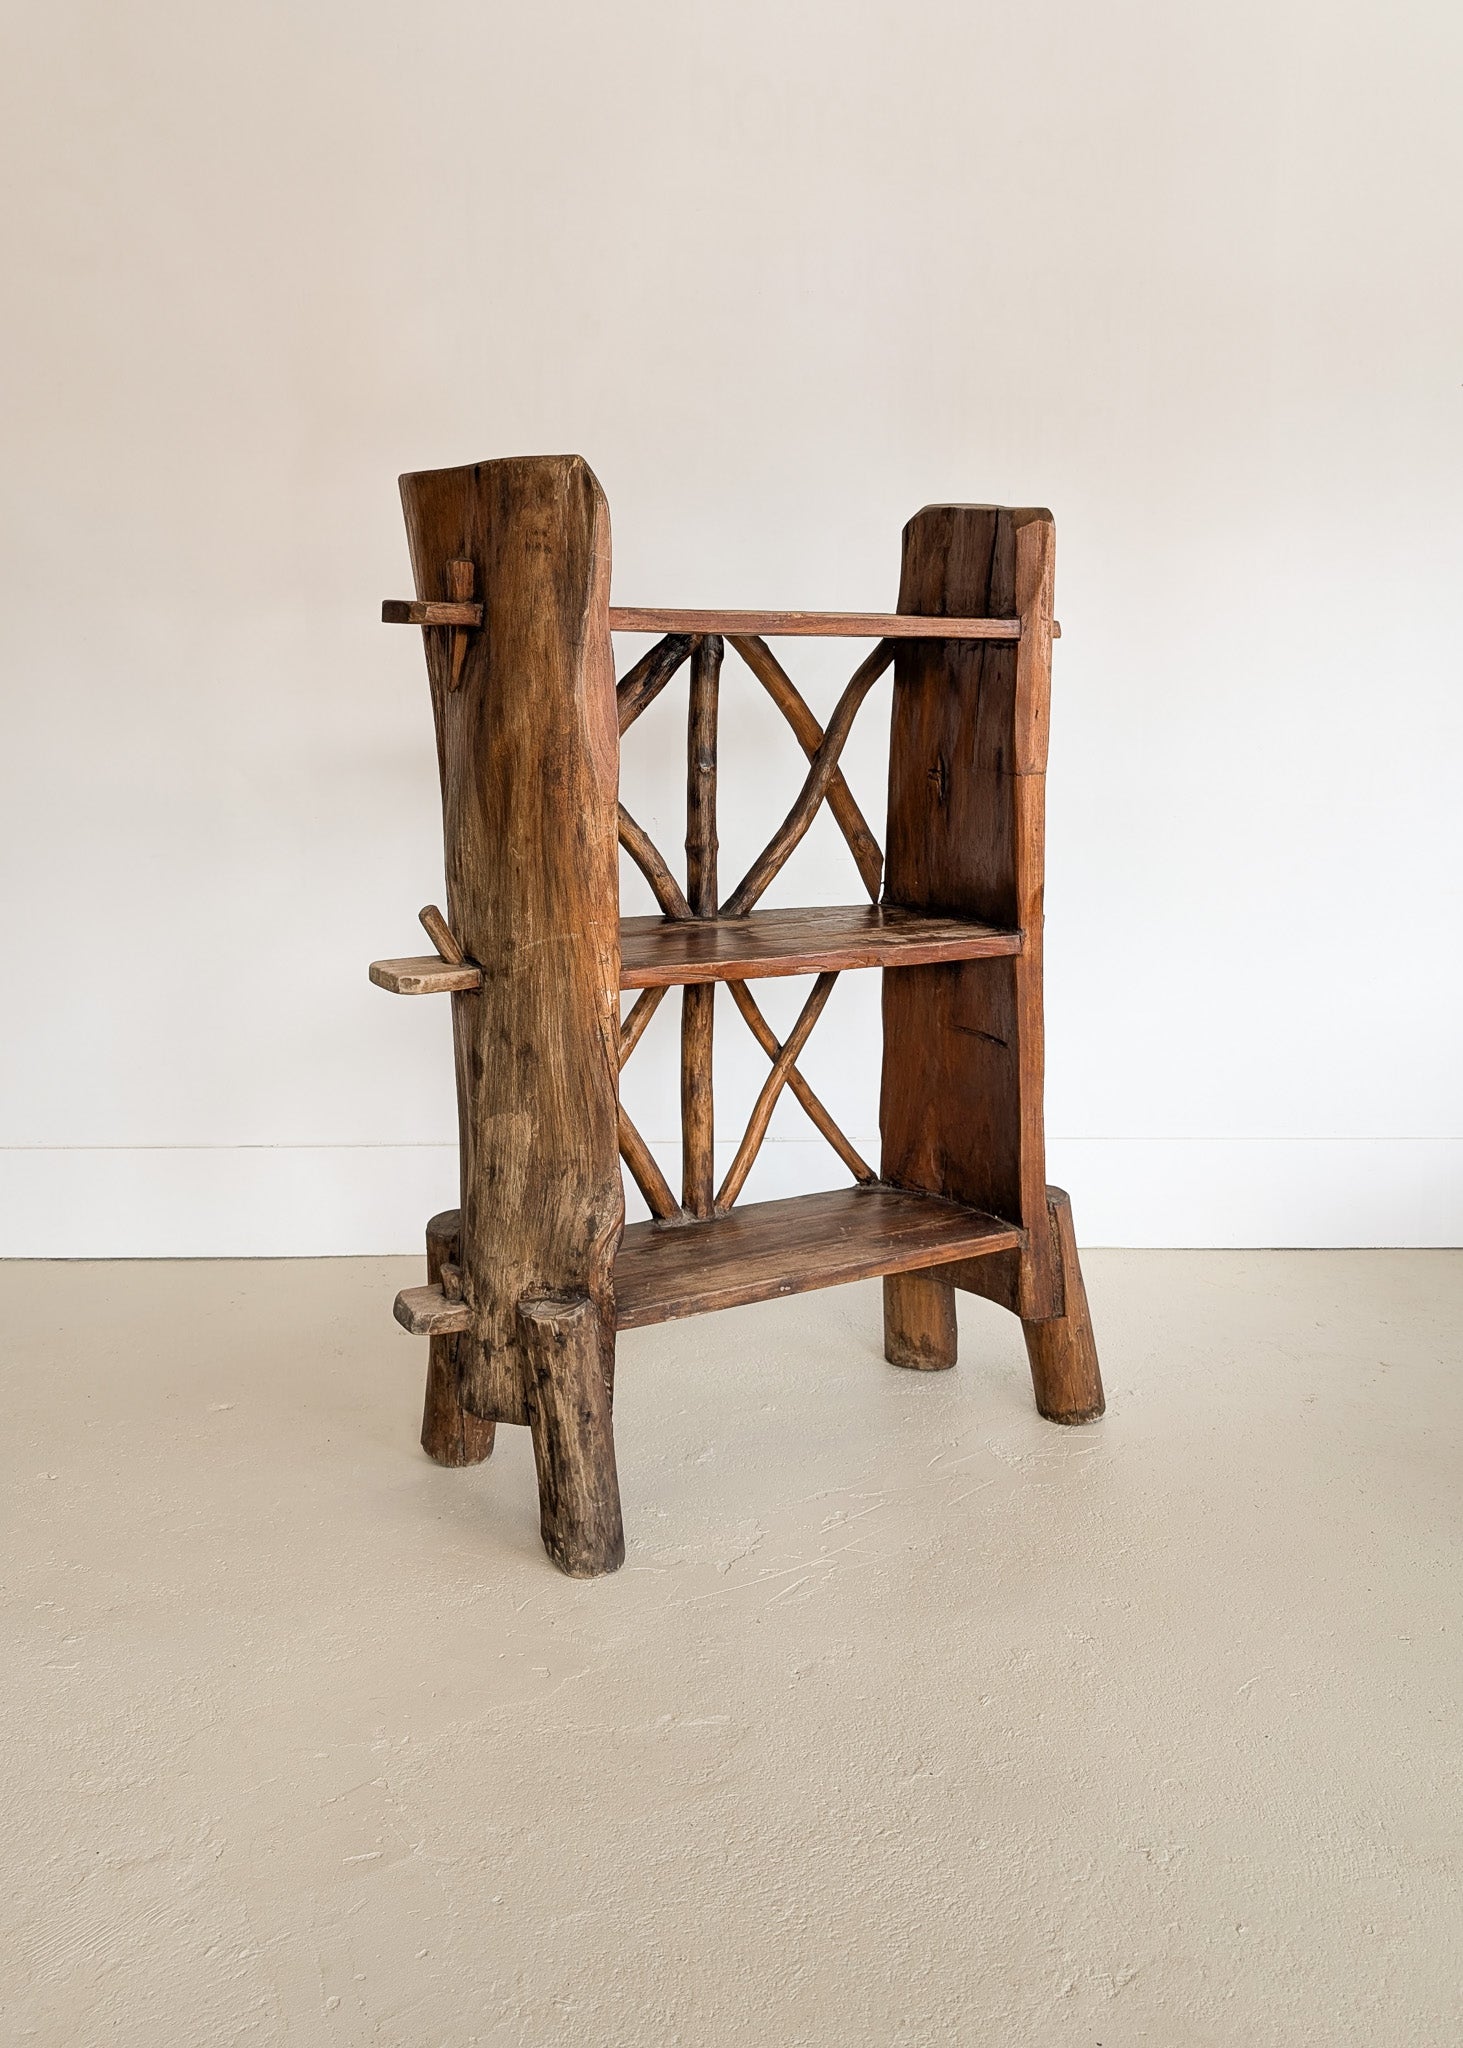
<box><xmin>382</xmin><ymin>598</ymin><xmax>484</xmax><ymax>626</ymax></box>
<box><xmin>621</xmin><ymin>904</ymin><xmax>1020</xmax><ymax>987</ymax></box>
<box><xmin>680</xmin><ymin>636</ymin><xmax>721</xmax><ymax>1217</ymax></box>
<box><xmin>618</xmin><ymin>984</ymin><xmax>668</xmax><ymax>1066</ymax></box>
<box><xmin>394</xmin><ymin>1283</ymin><xmax>473</xmax><ymax>1336</ymax></box>
<box><xmin>613</xmin><ymin>1185</ymin><xmax>1020</xmax><ymax>1330</ymax></box>
<box><xmin>616</xmin><ymin>633</ymin><xmax>698</xmax><ymax>734</ymax></box>
<box><xmin>618</xmin><ymin>1104</ymin><xmax>683</xmax><ymax>1222</ymax></box>
<box><xmin>419</xmin><ymin>1208</ymin><xmax>495</xmax><ymax>1465</ymax></box>
<box><xmin>400</xmin><ymin>454</ymin><xmax>624</xmax><ymax>1428</ymax></box>
<box><xmin>370</xmin><ymin>954</ymin><xmax>483</xmax><ymax>994</ymax></box>
<box><xmin>397</xmin><ymin>1187</ymin><xmax>1022</xmax><ymax>1339</ymax></box>
<box><xmin>609</xmin><ymin>608</ymin><xmax>1020</xmax><ymax>639</ymax></box>
<box><xmin>444</xmin><ymin>558</ymin><xmax>475</xmax><ymax>688</ymax></box>
<box><xmin>521</xmin><ymin>1294</ymin><xmax>625</xmax><ymax>1577</ymax></box>
<box><xmin>882</xmin><ymin>1271</ymin><xmax>958</xmax><ymax>1371</ymax></box>
<box><xmin>721</xmin><ymin>640</ymin><xmax>894</xmax><ymax>916</ymax></box>
<box><xmin>726</xmin><ymin>635</ymin><xmax>882</xmax><ymax>900</ymax></box>
<box><xmin>378</xmin><ymin>907</ymin><xmax>1019</xmax><ymax>993</ymax></box>
<box><xmin>1020</xmin><ymin>1187</ymin><xmax>1105</xmax><ymax>1423</ymax></box>
<box><xmin>619</xmin><ymin>804</ymin><xmax>694</xmax><ymax>920</ymax></box>
<box><xmin>880</xmin><ymin>505</ymin><xmax>1061</xmax><ymax>1319</ymax></box>
<box><xmin>418</xmin><ymin>903</ymin><xmax>464</xmax><ymax>964</ymax></box>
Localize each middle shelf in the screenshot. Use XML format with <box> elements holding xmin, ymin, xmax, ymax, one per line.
<box><xmin>371</xmin><ymin>904</ymin><xmax>1021</xmax><ymax>996</ymax></box>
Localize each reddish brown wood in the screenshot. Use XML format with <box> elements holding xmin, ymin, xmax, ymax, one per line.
<box><xmin>418</xmin><ymin>903</ymin><xmax>464</xmax><ymax>964</ymax></box>
<box><xmin>395</xmin><ymin>1282</ymin><xmax>472</xmax><ymax>1337</ymax></box>
<box><xmin>614</xmin><ymin>1186</ymin><xmax>1020</xmax><ymax>1330</ymax></box>
<box><xmin>617</xmin><ymin>633</ymin><xmax>699</xmax><ymax>734</ymax></box>
<box><xmin>880</xmin><ymin>506</ymin><xmax>1060</xmax><ymax>1320</ymax></box>
<box><xmin>444</xmin><ymin>559</ymin><xmax>475</xmax><ymax>688</ymax></box>
<box><xmin>621</xmin><ymin>904</ymin><xmax>1020</xmax><ymax>987</ymax></box>
<box><xmin>400</xmin><ymin>1187</ymin><xmax>1020</xmax><ymax>1339</ymax></box>
<box><xmin>1020</xmin><ymin>1187</ymin><xmax>1105</xmax><ymax>1422</ymax></box>
<box><xmin>419</xmin><ymin>1209</ymin><xmax>495</xmax><ymax>1464</ymax></box>
<box><xmin>610</xmin><ymin>608</ymin><xmax>1020</xmax><ymax>639</ymax></box>
<box><xmin>716</xmin><ymin>971</ymin><xmax>838</xmax><ymax>1211</ymax></box>
<box><xmin>726</xmin><ymin>635</ymin><xmax>883</xmax><ymax>900</ymax></box>
<box><xmin>680</xmin><ymin>636</ymin><xmax>721</xmax><ymax>1217</ymax></box>
<box><xmin>619</xmin><ymin>984</ymin><xmax>668</xmax><ymax>1065</ymax></box>
<box><xmin>381</xmin><ymin>598</ymin><xmax>484</xmax><ymax>626</ymax></box>
<box><xmin>721</xmin><ymin>641</ymin><xmax>894</xmax><ymax>916</ymax></box>
<box><xmin>377</xmin><ymin>465</ymin><xmax>1101</xmax><ymax>1571</ymax></box>
<box><xmin>726</xmin><ymin>979</ymin><xmax>874</xmax><ymax>1186</ymax></box>
<box><xmin>370</xmin><ymin>955</ymin><xmax>483</xmax><ymax>995</ymax></box>
<box><xmin>619</xmin><ymin>804</ymin><xmax>694</xmax><ymax>920</ymax></box>
<box><xmin>619</xmin><ymin>1104</ymin><xmax>683</xmax><ymax>1222</ymax></box>
<box><xmin>521</xmin><ymin>1294</ymin><xmax>625</xmax><ymax>1577</ymax></box>
<box><xmin>882</xmin><ymin>1271</ymin><xmax>958</xmax><ymax>1372</ymax></box>
<box><xmin>399</xmin><ymin>456</ymin><xmax>624</xmax><ymax>1452</ymax></box>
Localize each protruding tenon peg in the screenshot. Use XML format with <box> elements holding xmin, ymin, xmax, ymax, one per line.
<box><xmin>445</xmin><ymin>559</ymin><xmax>475</xmax><ymax>689</ymax></box>
<box><xmin>419</xmin><ymin>904</ymin><xmax>465</xmax><ymax>965</ymax></box>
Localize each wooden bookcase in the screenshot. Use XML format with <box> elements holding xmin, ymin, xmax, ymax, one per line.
<box><xmin>371</xmin><ymin>454</ymin><xmax>1103</xmax><ymax>1575</ymax></box>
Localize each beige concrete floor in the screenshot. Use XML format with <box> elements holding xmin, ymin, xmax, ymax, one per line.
<box><xmin>3</xmin><ymin>1252</ymin><xmax>1461</xmax><ymax>2046</ymax></box>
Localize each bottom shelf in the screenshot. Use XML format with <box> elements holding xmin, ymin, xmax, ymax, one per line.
<box><xmin>615</xmin><ymin>1184</ymin><xmax>1019</xmax><ymax>1328</ymax></box>
<box><xmin>394</xmin><ymin>1186</ymin><xmax>1021</xmax><ymax>1337</ymax></box>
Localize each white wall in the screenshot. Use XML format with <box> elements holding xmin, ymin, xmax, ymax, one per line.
<box><xmin>2</xmin><ymin>0</ymin><xmax>1460</xmax><ymax>1253</ymax></box>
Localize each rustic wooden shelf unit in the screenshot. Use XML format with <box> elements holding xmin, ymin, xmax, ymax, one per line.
<box><xmin>370</xmin><ymin>454</ymin><xmax>1104</xmax><ymax>1576</ymax></box>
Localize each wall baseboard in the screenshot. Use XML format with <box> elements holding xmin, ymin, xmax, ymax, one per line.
<box><xmin>1</xmin><ymin>1139</ymin><xmax>1458</xmax><ymax>1255</ymax></box>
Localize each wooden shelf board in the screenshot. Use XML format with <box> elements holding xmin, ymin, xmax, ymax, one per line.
<box><xmin>620</xmin><ymin>905</ymin><xmax>1022</xmax><ymax>987</ymax></box>
<box><xmin>614</xmin><ymin>1185</ymin><xmax>1021</xmax><ymax>1330</ymax></box>
<box><xmin>375</xmin><ymin>909</ymin><xmax>1022</xmax><ymax>998</ymax></box>
<box><xmin>609</xmin><ymin>607</ymin><xmax>1022</xmax><ymax>640</ymax></box>
<box><xmin>393</xmin><ymin>1186</ymin><xmax>1021</xmax><ymax>1339</ymax></box>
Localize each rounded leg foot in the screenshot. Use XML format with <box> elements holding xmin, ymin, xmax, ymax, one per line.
<box><xmin>883</xmin><ymin>1271</ymin><xmax>958</xmax><ymax>1371</ymax></box>
<box><xmin>1022</xmin><ymin>1188</ymin><xmax>1105</xmax><ymax>1423</ymax></box>
<box><xmin>420</xmin><ymin>1209</ymin><xmax>495</xmax><ymax>1465</ymax></box>
<box><xmin>521</xmin><ymin>1295</ymin><xmax>624</xmax><ymax>1577</ymax></box>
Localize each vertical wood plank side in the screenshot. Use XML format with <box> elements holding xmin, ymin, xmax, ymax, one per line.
<box><xmin>681</xmin><ymin>634</ymin><xmax>721</xmax><ymax>1215</ymax></box>
<box><xmin>400</xmin><ymin>455</ymin><xmax>624</xmax><ymax>1425</ymax></box>
<box><xmin>1022</xmin><ymin>1188</ymin><xmax>1105</xmax><ymax>1423</ymax></box>
<box><xmin>879</xmin><ymin>505</ymin><xmax>1059</xmax><ymax>1318</ymax></box>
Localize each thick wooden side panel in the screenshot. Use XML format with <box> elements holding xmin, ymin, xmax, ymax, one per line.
<box><xmin>880</xmin><ymin>504</ymin><xmax>1059</xmax><ymax>1318</ymax></box>
<box><xmin>400</xmin><ymin>455</ymin><xmax>623</xmax><ymax>1423</ymax></box>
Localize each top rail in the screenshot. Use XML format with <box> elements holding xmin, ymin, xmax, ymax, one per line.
<box><xmin>607</xmin><ymin>608</ymin><xmax>1027</xmax><ymax>639</ymax></box>
<box><xmin>383</xmin><ymin>601</ymin><xmax>1054</xmax><ymax>639</ymax></box>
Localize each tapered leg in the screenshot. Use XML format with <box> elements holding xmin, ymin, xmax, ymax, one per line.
<box><xmin>520</xmin><ymin>1295</ymin><xmax>625</xmax><ymax>1577</ymax></box>
<box><xmin>1022</xmin><ymin>1188</ymin><xmax>1105</xmax><ymax>1424</ymax></box>
<box><xmin>883</xmin><ymin>1271</ymin><xmax>958</xmax><ymax>1371</ymax></box>
<box><xmin>420</xmin><ymin>1210</ymin><xmax>495</xmax><ymax>1466</ymax></box>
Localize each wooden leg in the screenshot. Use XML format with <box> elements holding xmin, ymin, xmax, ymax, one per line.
<box><xmin>1022</xmin><ymin>1188</ymin><xmax>1105</xmax><ymax>1424</ymax></box>
<box><xmin>520</xmin><ymin>1295</ymin><xmax>625</xmax><ymax>1578</ymax></box>
<box><xmin>420</xmin><ymin>1210</ymin><xmax>495</xmax><ymax>1467</ymax></box>
<box><xmin>883</xmin><ymin>1271</ymin><xmax>958</xmax><ymax>1371</ymax></box>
